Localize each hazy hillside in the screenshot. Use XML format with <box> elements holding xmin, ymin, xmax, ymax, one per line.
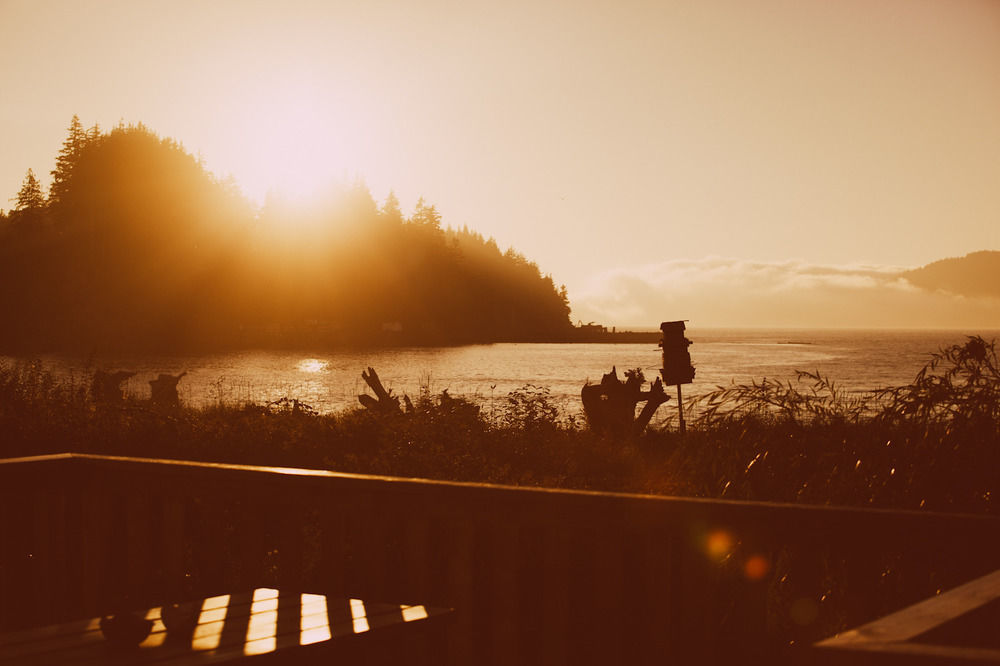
<box><xmin>0</xmin><ymin>119</ymin><xmax>572</xmax><ymax>351</ymax></box>
<box><xmin>901</xmin><ymin>251</ymin><xmax>1000</xmax><ymax>299</ymax></box>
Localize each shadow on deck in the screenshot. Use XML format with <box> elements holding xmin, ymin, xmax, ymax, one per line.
<box><xmin>1</xmin><ymin>453</ymin><xmax>997</xmax><ymax>664</ymax></box>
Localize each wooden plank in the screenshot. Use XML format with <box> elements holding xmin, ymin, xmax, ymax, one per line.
<box><xmin>46</xmin><ymin>492</ymin><xmax>71</xmax><ymax>622</ymax></box>
<box><xmin>342</xmin><ymin>492</ymin><xmax>369</xmax><ymax>598</ymax></box>
<box><xmin>0</xmin><ymin>485</ymin><xmax>12</xmax><ymax>630</ymax></box>
<box><xmin>443</xmin><ymin>519</ymin><xmax>477</xmax><ymax>665</ymax></box>
<box><xmin>104</xmin><ymin>485</ymin><xmax>130</xmax><ymax>611</ymax></box>
<box><xmin>59</xmin><ymin>488</ymin><xmax>87</xmax><ymax>623</ymax></box>
<box><xmin>669</xmin><ymin>532</ymin><xmax>707</xmax><ymax>663</ymax></box>
<box><xmin>539</xmin><ymin>526</ymin><xmax>572</xmax><ymax>666</ymax></box>
<box><xmin>6</xmin><ymin>454</ymin><xmax>1000</xmax><ymax>665</ymax></box>
<box><xmin>818</xmin><ymin>568</ymin><xmax>1000</xmax><ymax>647</ymax></box>
<box><xmin>400</xmin><ymin>515</ymin><xmax>431</xmax><ymax>604</ymax></box>
<box><xmin>273</xmin><ymin>589</ymin><xmax>302</xmax><ymax>652</ymax></box>
<box><xmin>161</xmin><ymin>497</ymin><xmax>188</xmax><ymax>598</ymax></box>
<box><xmin>0</xmin><ymin>592</ymin><xmax>452</xmax><ymax>666</ymax></box>
<box><xmin>234</xmin><ymin>499</ymin><xmax>267</xmax><ymax>591</ymax></box>
<box><xmin>594</xmin><ymin>528</ymin><xmax>626</xmax><ymax>662</ymax></box>
<box><xmin>191</xmin><ymin>501</ymin><xmax>229</xmax><ymax>597</ymax></box>
<box><xmin>815</xmin><ymin>639</ymin><xmax>1000</xmax><ymax>664</ymax></box>
<box><xmin>79</xmin><ymin>489</ymin><xmax>112</xmax><ymax>617</ymax></box>
<box><xmin>126</xmin><ymin>490</ymin><xmax>154</xmax><ymax>605</ymax></box>
<box><xmin>733</xmin><ymin>545</ymin><xmax>774</xmax><ymax>661</ymax></box>
<box><xmin>29</xmin><ymin>489</ymin><xmax>56</xmax><ymax>626</ymax></box>
<box><xmin>0</xmin><ymin>617</ymin><xmax>102</xmax><ymax>653</ymax></box>
<box><xmin>564</xmin><ymin>526</ymin><xmax>625</xmax><ymax>665</ymax></box>
<box><xmin>318</xmin><ymin>509</ymin><xmax>348</xmax><ymax>598</ymax></box>
<box><xmin>277</xmin><ymin>511</ymin><xmax>304</xmax><ymax>591</ymax></box>
<box><xmin>55</xmin><ymin>454</ymin><xmax>1000</xmax><ymax>548</ymax></box>
<box><xmin>637</xmin><ymin>529</ymin><xmax>673</xmax><ymax>666</ymax></box>
<box><xmin>362</xmin><ymin>494</ymin><xmax>393</xmax><ymax>601</ymax></box>
<box><xmin>488</xmin><ymin>521</ymin><xmax>520</xmax><ymax>665</ymax></box>
<box><xmin>396</xmin><ymin>513</ymin><xmax>444</xmax><ymax>662</ymax></box>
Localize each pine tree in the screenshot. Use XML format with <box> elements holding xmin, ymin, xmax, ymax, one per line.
<box><xmin>380</xmin><ymin>190</ymin><xmax>404</xmax><ymax>224</ymax></box>
<box><xmin>48</xmin><ymin>115</ymin><xmax>87</xmax><ymax>206</ymax></box>
<box><xmin>411</xmin><ymin>196</ymin><xmax>442</xmax><ymax>229</ymax></box>
<box><xmin>15</xmin><ymin>169</ymin><xmax>45</xmax><ymax>211</ymax></box>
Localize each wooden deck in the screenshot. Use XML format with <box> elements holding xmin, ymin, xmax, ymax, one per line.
<box><xmin>1</xmin><ymin>453</ymin><xmax>997</xmax><ymax>664</ymax></box>
<box><xmin>815</xmin><ymin>567</ymin><xmax>1000</xmax><ymax>664</ymax></box>
<box><xmin>0</xmin><ymin>588</ymin><xmax>450</xmax><ymax>665</ymax></box>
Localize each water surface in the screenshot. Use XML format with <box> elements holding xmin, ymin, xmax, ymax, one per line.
<box><xmin>6</xmin><ymin>329</ymin><xmax>996</xmax><ymax>418</ymax></box>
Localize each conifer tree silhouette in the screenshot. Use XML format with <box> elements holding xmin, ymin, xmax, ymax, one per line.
<box><xmin>15</xmin><ymin>169</ymin><xmax>45</xmax><ymax>212</ymax></box>
<box><xmin>49</xmin><ymin>115</ymin><xmax>87</xmax><ymax>207</ymax></box>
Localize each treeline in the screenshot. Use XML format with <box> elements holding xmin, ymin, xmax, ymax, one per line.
<box><xmin>0</xmin><ymin>117</ymin><xmax>572</xmax><ymax>351</ymax></box>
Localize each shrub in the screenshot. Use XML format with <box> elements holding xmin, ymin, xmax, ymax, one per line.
<box><xmin>0</xmin><ymin>337</ymin><xmax>997</xmax><ymax>514</ymax></box>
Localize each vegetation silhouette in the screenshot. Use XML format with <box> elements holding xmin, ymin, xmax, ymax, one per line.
<box><xmin>1</xmin><ymin>338</ymin><xmax>998</xmax><ymax>653</ymax></box>
<box><xmin>581</xmin><ymin>366</ymin><xmax>669</xmax><ymax>436</ymax></box>
<box><xmin>1</xmin><ymin>337</ymin><xmax>997</xmax><ymax>517</ymax></box>
<box><xmin>0</xmin><ymin>117</ymin><xmax>572</xmax><ymax>351</ymax></box>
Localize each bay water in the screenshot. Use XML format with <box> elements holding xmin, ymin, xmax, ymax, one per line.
<box><xmin>7</xmin><ymin>329</ymin><xmax>997</xmax><ymax>420</ymax></box>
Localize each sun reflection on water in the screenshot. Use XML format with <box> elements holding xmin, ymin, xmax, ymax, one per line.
<box><xmin>297</xmin><ymin>359</ymin><xmax>327</xmax><ymax>373</ymax></box>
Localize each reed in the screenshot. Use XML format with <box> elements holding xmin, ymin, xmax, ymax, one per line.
<box><xmin>0</xmin><ymin>337</ymin><xmax>996</xmax><ymax>515</ymax></box>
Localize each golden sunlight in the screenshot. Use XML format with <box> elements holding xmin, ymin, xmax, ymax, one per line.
<box><xmin>349</xmin><ymin>599</ymin><xmax>369</xmax><ymax>634</ymax></box>
<box><xmin>224</xmin><ymin>72</ymin><xmax>363</xmax><ymax>206</ymax></box>
<box><xmin>299</xmin><ymin>593</ymin><xmax>331</xmax><ymax>646</ymax></box>
<box><xmin>191</xmin><ymin>595</ymin><xmax>230</xmax><ymax>651</ymax></box>
<box><xmin>297</xmin><ymin>359</ymin><xmax>328</xmax><ymax>373</ymax></box>
<box><xmin>138</xmin><ymin>607</ymin><xmax>167</xmax><ymax>649</ymax></box>
<box><xmin>244</xmin><ymin>588</ymin><xmax>279</xmax><ymax>656</ymax></box>
<box><xmin>401</xmin><ymin>605</ymin><xmax>429</xmax><ymax>622</ymax></box>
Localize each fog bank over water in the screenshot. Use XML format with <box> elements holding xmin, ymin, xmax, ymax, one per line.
<box><xmin>571</xmin><ymin>257</ymin><xmax>1000</xmax><ymax>329</ymax></box>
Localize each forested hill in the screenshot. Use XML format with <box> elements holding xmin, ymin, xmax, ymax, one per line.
<box><xmin>900</xmin><ymin>251</ymin><xmax>1000</xmax><ymax>299</ymax></box>
<box><xmin>0</xmin><ymin>118</ymin><xmax>572</xmax><ymax>351</ymax></box>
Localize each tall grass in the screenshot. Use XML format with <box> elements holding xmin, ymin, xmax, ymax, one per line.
<box><xmin>1</xmin><ymin>336</ymin><xmax>997</xmax><ymax>515</ymax></box>
<box><xmin>4</xmin><ymin>340</ymin><xmax>995</xmax><ymax>651</ymax></box>
<box><xmin>667</xmin><ymin>336</ymin><xmax>1000</xmax><ymax>513</ymax></box>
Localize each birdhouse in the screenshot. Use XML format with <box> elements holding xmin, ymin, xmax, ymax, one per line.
<box><xmin>659</xmin><ymin>321</ymin><xmax>695</xmax><ymax>386</ymax></box>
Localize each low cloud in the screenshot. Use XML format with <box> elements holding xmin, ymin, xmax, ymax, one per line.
<box><xmin>571</xmin><ymin>257</ymin><xmax>1000</xmax><ymax>328</ymax></box>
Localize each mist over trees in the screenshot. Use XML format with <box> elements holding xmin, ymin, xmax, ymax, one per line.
<box><xmin>900</xmin><ymin>251</ymin><xmax>1000</xmax><ymax>300</ymax></box>
<box><xmin>0</xmin><ymin>118</ymin><xmax>572</xmax><ymax>351</ymax></box>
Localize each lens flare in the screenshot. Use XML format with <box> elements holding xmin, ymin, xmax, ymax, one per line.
<box><xmin>743</xmin><ymin>555</ymin><xmax>770</xmax><ymax>580</ymax></box>
<box><xmin>706</xmin><ymin>529</ymin><xmax>735</xmax><ymax>560</ymax></box>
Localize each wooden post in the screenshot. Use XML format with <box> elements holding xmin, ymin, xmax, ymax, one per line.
<box><xmin>676</xmin><ymin>384</ymin><xmax>686</xmax><ymax>434</ymax></box>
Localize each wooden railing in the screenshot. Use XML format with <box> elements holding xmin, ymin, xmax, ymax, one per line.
<box><xmin>815</xmin><ymin>567</ymin><xmax>1000</xmax><ymax>664</ymax></box>
<box><xmin>1</xmin><ymin>453</ymin><xmax>997</xmax><ymax>665</ymax></box>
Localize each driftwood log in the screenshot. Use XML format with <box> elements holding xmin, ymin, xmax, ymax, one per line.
<box><xmin>359</xmin><ymin>367</ymin><xmax>413</xmax><ymax>414</ymax></box>
<box><xmin>90</xmin><ymin>370</ymin><xmax>135</xmax><ymax>403</ymax></box>
<box><xmin>581</xmin><ymin>367</ymin><xmax>669</xmax><ymax>436</ymax></box>
<box><xmin>149</xmin><ymin>372</ymin><xmax>187</xmax><ymax>407</ymax></box>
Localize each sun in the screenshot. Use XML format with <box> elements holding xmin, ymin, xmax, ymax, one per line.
<box><xmin>240</xmin><ymin>100</ymin><xmax>336</xmax><ymax>204</ymax></box>
<box><xmin>221</xmin><ymin>73</ymin><xmax>364</xmax><ymax>207</ymax></box>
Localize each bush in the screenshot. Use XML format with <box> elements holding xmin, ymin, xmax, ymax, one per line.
<box><xmin>1</xmin><ymin>337</ymin><xmax>997</xmax><ymax>514</ymax></box>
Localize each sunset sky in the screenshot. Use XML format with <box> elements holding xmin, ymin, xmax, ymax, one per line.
<box><xmin>2</xmin><ymin>0</ymin><xmax>999</xmax><ymax>327</ymax></box>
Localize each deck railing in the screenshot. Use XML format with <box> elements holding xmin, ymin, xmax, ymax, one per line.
<box><xmin>1</xmin><ymin>453</ymin><xmax>997</xmax><ymax>664</ymax></box>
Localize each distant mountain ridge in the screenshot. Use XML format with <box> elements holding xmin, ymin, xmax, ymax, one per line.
<box><xmin>901</xmin><ymin>251</ymin><xmax>1000</xmax><ymax>299</ymax></box>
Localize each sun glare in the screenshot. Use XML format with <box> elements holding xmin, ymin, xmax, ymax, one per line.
<box><xmin>224</xmin><ymin>73</ymin><xmax>363</xmax><ymax>207</ymax></box>
<box><xmin>298</xmin><ymin>359</ymin><xmax>327</xmax><ymax>373</ymax></box>
<box><xmin>246</xmin><ymin>100</ymin><xmax>333</xmax><ymax>204</ymax></box>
